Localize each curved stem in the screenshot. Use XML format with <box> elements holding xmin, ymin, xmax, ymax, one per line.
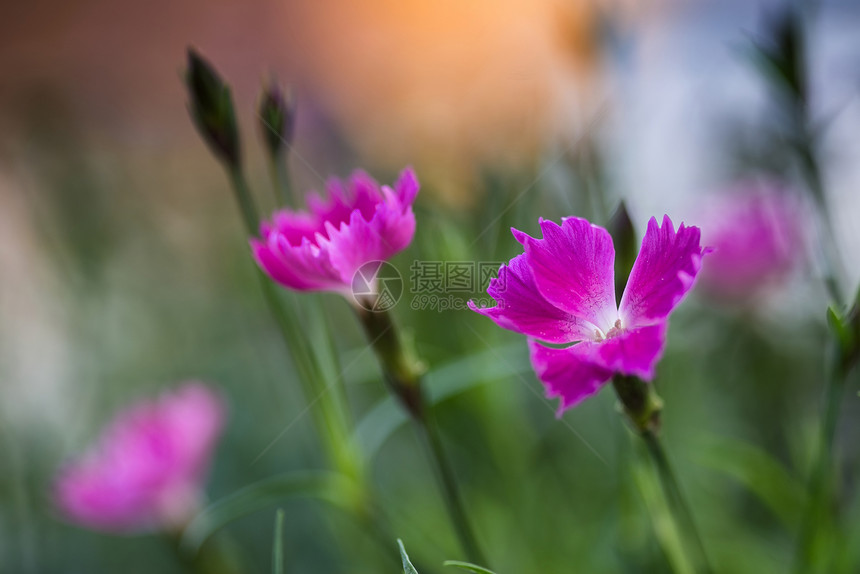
<box><xmin>641</xmin><ymin>430</ymin><xmax>713</xmax><ymax>574</ymax></box>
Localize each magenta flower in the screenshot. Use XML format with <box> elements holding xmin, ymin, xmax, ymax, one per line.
<box><xmin>251</xmin><ymin>168</ymin><xmax>419</xmax><ymax>295</ymax></box>
<box><xmin>699</xmin><ymin>185</ymin><xmax>803</xmax><ymax>302</ymax></box>
<box><xmin>54</xmin><ymin>382</ymin><xmax>226</xmax><ymax>534</ymax></box>
<box><xmin>470</xmin><ymin>216</ymin><xmax>709</xmax><ymax>414</ymax></box>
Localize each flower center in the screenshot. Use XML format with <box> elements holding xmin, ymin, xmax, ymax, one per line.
<box><xmin>593</xmin><ymin>319</ymin><xmax>624</xmax><ymax>342</ymax></box>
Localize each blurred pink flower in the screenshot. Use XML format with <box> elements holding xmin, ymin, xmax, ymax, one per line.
<box><xmin>471</xmin><ymin>216</ymin><xmax>709</xmax><ymax>414</ymax></box>
<box><xmin>54</xmin><ymin>382</ymin><xmax>226</xmax><ymax>534</ymax></box>
<box><xmin>251</xmin><ymin>168</ymin><xmax>419</xmax><ymax>295</ymax></box>
<box><xmin>700</xmin><ymin>185</ymin><xmax>803</xmax><ymax>302</ymax></box>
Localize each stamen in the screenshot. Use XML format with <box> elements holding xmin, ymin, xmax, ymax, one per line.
<box><xmin>605</xmin><ymin>319</ymin><xmax>624</xmax><ymax>339</ymax></box>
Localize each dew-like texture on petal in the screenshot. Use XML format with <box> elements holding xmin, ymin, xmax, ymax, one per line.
<box><xmin>54</xmin><ymin>383</ymin><xmax>226</xmax><ymax>534</ymax></box>
<box><xmin>252</xmin><ymin>167</ymin><xmax>419</xmax><ymax>292</ymax></box>
<box><xmin>519</xmin><ymin>217</ymin><xmax>617</xmax><ymax>332</ymax></box>
<box><xmin>595</xmin><ymin>323</ymin><xmax>667</xmax><ymax>380</ymax></box>
<box><xmin>619</xmin><ymin>215</ymin><xmax>707</xmax><ymax>328</ymax></box>
<box><xmin>529</xmin><ymin>339</ymin><xmax>612</xmax><ymax>414</ymax></box>
<box><xmin>468</xmin><ymin>253</ymin><xmax>595</xmax><ymax>343</ymax></box>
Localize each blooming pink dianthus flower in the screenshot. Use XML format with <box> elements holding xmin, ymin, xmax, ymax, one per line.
<box><xmin>471</xmin><ymin>215</ymin><xmax>709</xmax><ymax>414</ymax></box>
<box><xmin>251</xmin><ymin>168</ymin><xmax>419</xmax><ymax>296</ymax></box>
<box><xmin>54</xmin><ymin>382</ymin><xmax>226</xmax><ymax>533</ymax></box>
<box><xmin>699</xmin><ymin>185</ymin><xmax>803</xmax><ymax>302</ymax></box>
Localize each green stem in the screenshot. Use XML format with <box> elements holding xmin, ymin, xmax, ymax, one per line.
<box><xmin>414</xmin><ymin>413</ymin><xmax>488</xmax><ymax>566</ymax></box>
<box><xmin>789</xmin><ymin>68</ymin><xmax>848</xmax><ymax>574</ymax></box>
<box><xmin>611</xmin><ymin>376</ymin><xmax>711</xmax><ymax>574</ymax></box>
<box><xmin>227</xmin><ymin>168</ymin><xmax>260</xmax><ymax>236</ymax></box>
<box><xmin>641</xmin><ymin>430</ymin><xmax>713</xmax><ymax>574</ymax></box>
<box><xmin>354</xmin><ymin>307</ymin><xmax>487</xmax><ymax>565</ymax></box>
<box><xmin>797</xmin><ymin>136</ymin><xmax>845</xmax><ymax>306</ymax></box>
<box><xmin>225</xmin><ymin>166</ymin><xmax>360</xmax><ymax>480</ymax></box>
<box><xmin>267</xmin><ymin>151</ymin><xmax>294</xmax><ymax>208</ymax></box>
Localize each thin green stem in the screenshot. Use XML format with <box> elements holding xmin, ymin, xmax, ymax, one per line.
<box><xmin>641</xmin><ymin>430</ymin><xmax>713</xmax><ymax>574</ymax></box>
<box><xmin>355</xmin><ymin>307</ymin><xmax>486</xmax><ymax>565</ymax></box>
<box><xmin>789</xmin><ymin>56</ymin><xmax>849</xmax><ymax>574</ymax></box>
<box><xmin>267</xmin><ymin>151</ymin><xmax>294</xmax><ymax>208</ymax></box>
<box><xmin>225</xmin><ymin>166</ymin><xmax>360</xmax><ymax>480</ymax></box>
<box><xmin>611</xmin><ymin>376</ymin><xmax>710</xmax><ymax>573</ymax></box>
<box><xmin>414</xmin><ymin>413</ymin><xmax>487</xmax><ymax>567</ymax></box>
<box><xmin>797</xmin><ymin>136</ymin><xmax>845</xmax><ymax>306</ymax></box>
<box><xmin>227</xmin><ymin>168</ymin><xmax>260</xmax><ymax>236</ymax></box>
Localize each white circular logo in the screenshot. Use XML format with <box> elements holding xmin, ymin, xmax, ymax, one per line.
<box><xmin>351</xmin><ymin>261</ymin><xmax>403</xmax><ymax>312</ymax></box>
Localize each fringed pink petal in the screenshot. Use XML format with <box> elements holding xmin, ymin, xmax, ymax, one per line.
<box><xmin>520</xmin><ymin>217</ymin><xmax>618</xmax><ymax>333</ymax></box>
<box><xmin>253</xmin><ymin>168</ymin><xmax>418</xmax><ymax>293</ymax></box>
<box><xmin>529</xmin><ymin>339</ymin><xmax>613</xmax><ymax>415</ymax></box>
<box><xmin>468</xmin><ymin>252</ymin><xmax>595</xmax><ymax>343</ymax></box>
<box><xmin>619</xmin><ymin>215</ymin><xmax>709</xmax><ymax>328</ymax></box>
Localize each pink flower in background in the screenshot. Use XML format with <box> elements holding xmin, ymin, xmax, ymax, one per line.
<box><xmin>699</xmin><ymin>185</ymin><xmax>803</xmax><ymax>302</ymax></box>
<box><xmin>54</xmin><ymin>382</ymin><xmax>226</xmax><ymax>534</ymax></box>
<box><xmin>252</xmin><ymin>168</ymin><xmax>419</xmax><ymax>294</ymax></box>
<box><xmin>471</xmin><ymin>216</ymin><xmax>709</xmax><ymax>414</ymax></box>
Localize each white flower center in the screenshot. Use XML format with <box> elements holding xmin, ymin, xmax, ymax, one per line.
<box><xmin>593</xmin><ymin>319</ymin><xmax>624</xmax><ymax>342</ymax></box>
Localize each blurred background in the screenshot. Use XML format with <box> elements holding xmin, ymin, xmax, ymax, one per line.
<box><xmin>1</xmin><ymin>0</ymin><xmax>860</xmax><ymax>572</ymax></box>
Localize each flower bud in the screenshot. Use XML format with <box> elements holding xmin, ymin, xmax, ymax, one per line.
<box><xmin>752</xmin><ymin>6</ymin><xmax>805</xmax><ymax>102</ymax></box>
<box><xmin>185</xmin><ymin>48</ymin><xmax>241</xmax><ymax>168</ymax></box>
<box><xmin>258</xmin><ymin>81</ymin><xmax>296</xmax><ymax>158</ymax></box>
<box><xmin>608</xmin><ymin>201</ymin><xmax>637</xmax><ymax>306</ymax></box>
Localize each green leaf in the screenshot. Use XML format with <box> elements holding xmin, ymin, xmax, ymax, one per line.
<box><xmin>443</xmin><ymin>560</ymin><xmax>499</xmax><ymax>574</ymax></box>
<box><xmin>398</xmin><ymin>539</ymin><xmax>420</xmax><ymax>574</ymax></box>
<box><xmin>182</xmin><ymin>471</ymin><xmax>357</xmax><ymax>552</ymax></box>
<box><xmin>272</xmin><ymin>509</ymin><xmax>285</xmax><ymax>574</ymax></box>
<box><xmin>693</xmin><ymin>434</ymin><xmax>805</xmax><ymax>529</ymax></box>
<box><xmin>354</xmin><ymin>343</ymin><xmax>530</xmax><ymax>459</ymax></box>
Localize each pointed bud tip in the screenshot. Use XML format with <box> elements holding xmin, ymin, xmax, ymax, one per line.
<box><xmin>258</xmin><ymin>79</ymin><xmax>297</xmax><ymax>156</ymax></box>
<box><xmin>183</xmin><ymin>48</ymin><xmax>240</xmax><ymax>168</ymax></box>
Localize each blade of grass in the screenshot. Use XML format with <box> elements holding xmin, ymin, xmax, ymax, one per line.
<box><xmin>272</xmin><ymin>509</ymin><xmax>285</xmax><ymax>574</ymax></box>
<box><xmin>398</xmin><ymin>539</ymin><xmax>420</xmax><ymax>574</ymax></box>
<box><xmin>443</xmin><ymin>560</ymin><xmax>498</xmax><ymax>573</ymax></box>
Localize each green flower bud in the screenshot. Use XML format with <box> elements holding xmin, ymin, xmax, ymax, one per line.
<box><xmin>258</xmin><ymin>81</ymin><xmax>296</xmax><ymax>158</ymax></box>
<box><xmin>185</xmin><ymin>48</ymin><xmax>241</xmax><ymax>168</ymax></box>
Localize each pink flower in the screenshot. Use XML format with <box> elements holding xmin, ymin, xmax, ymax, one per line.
<box><xmin>699</xmin><ymin>185</ymin><xmax>803</xmax><ymax>302</ymax></box>
<box><xmin>54</xmin><ymin>382</ymin><xmax>226</xmax><ymax>534</ymax></box>
<box><xmin>470</xmin><ymin>216</ymin><xmax>709</xmax><ymax>414</ymax></box>
<box><xmin>251</xmin><ymin>168</ymin><xmax>419</xmax><ymax>295</ymax></box>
